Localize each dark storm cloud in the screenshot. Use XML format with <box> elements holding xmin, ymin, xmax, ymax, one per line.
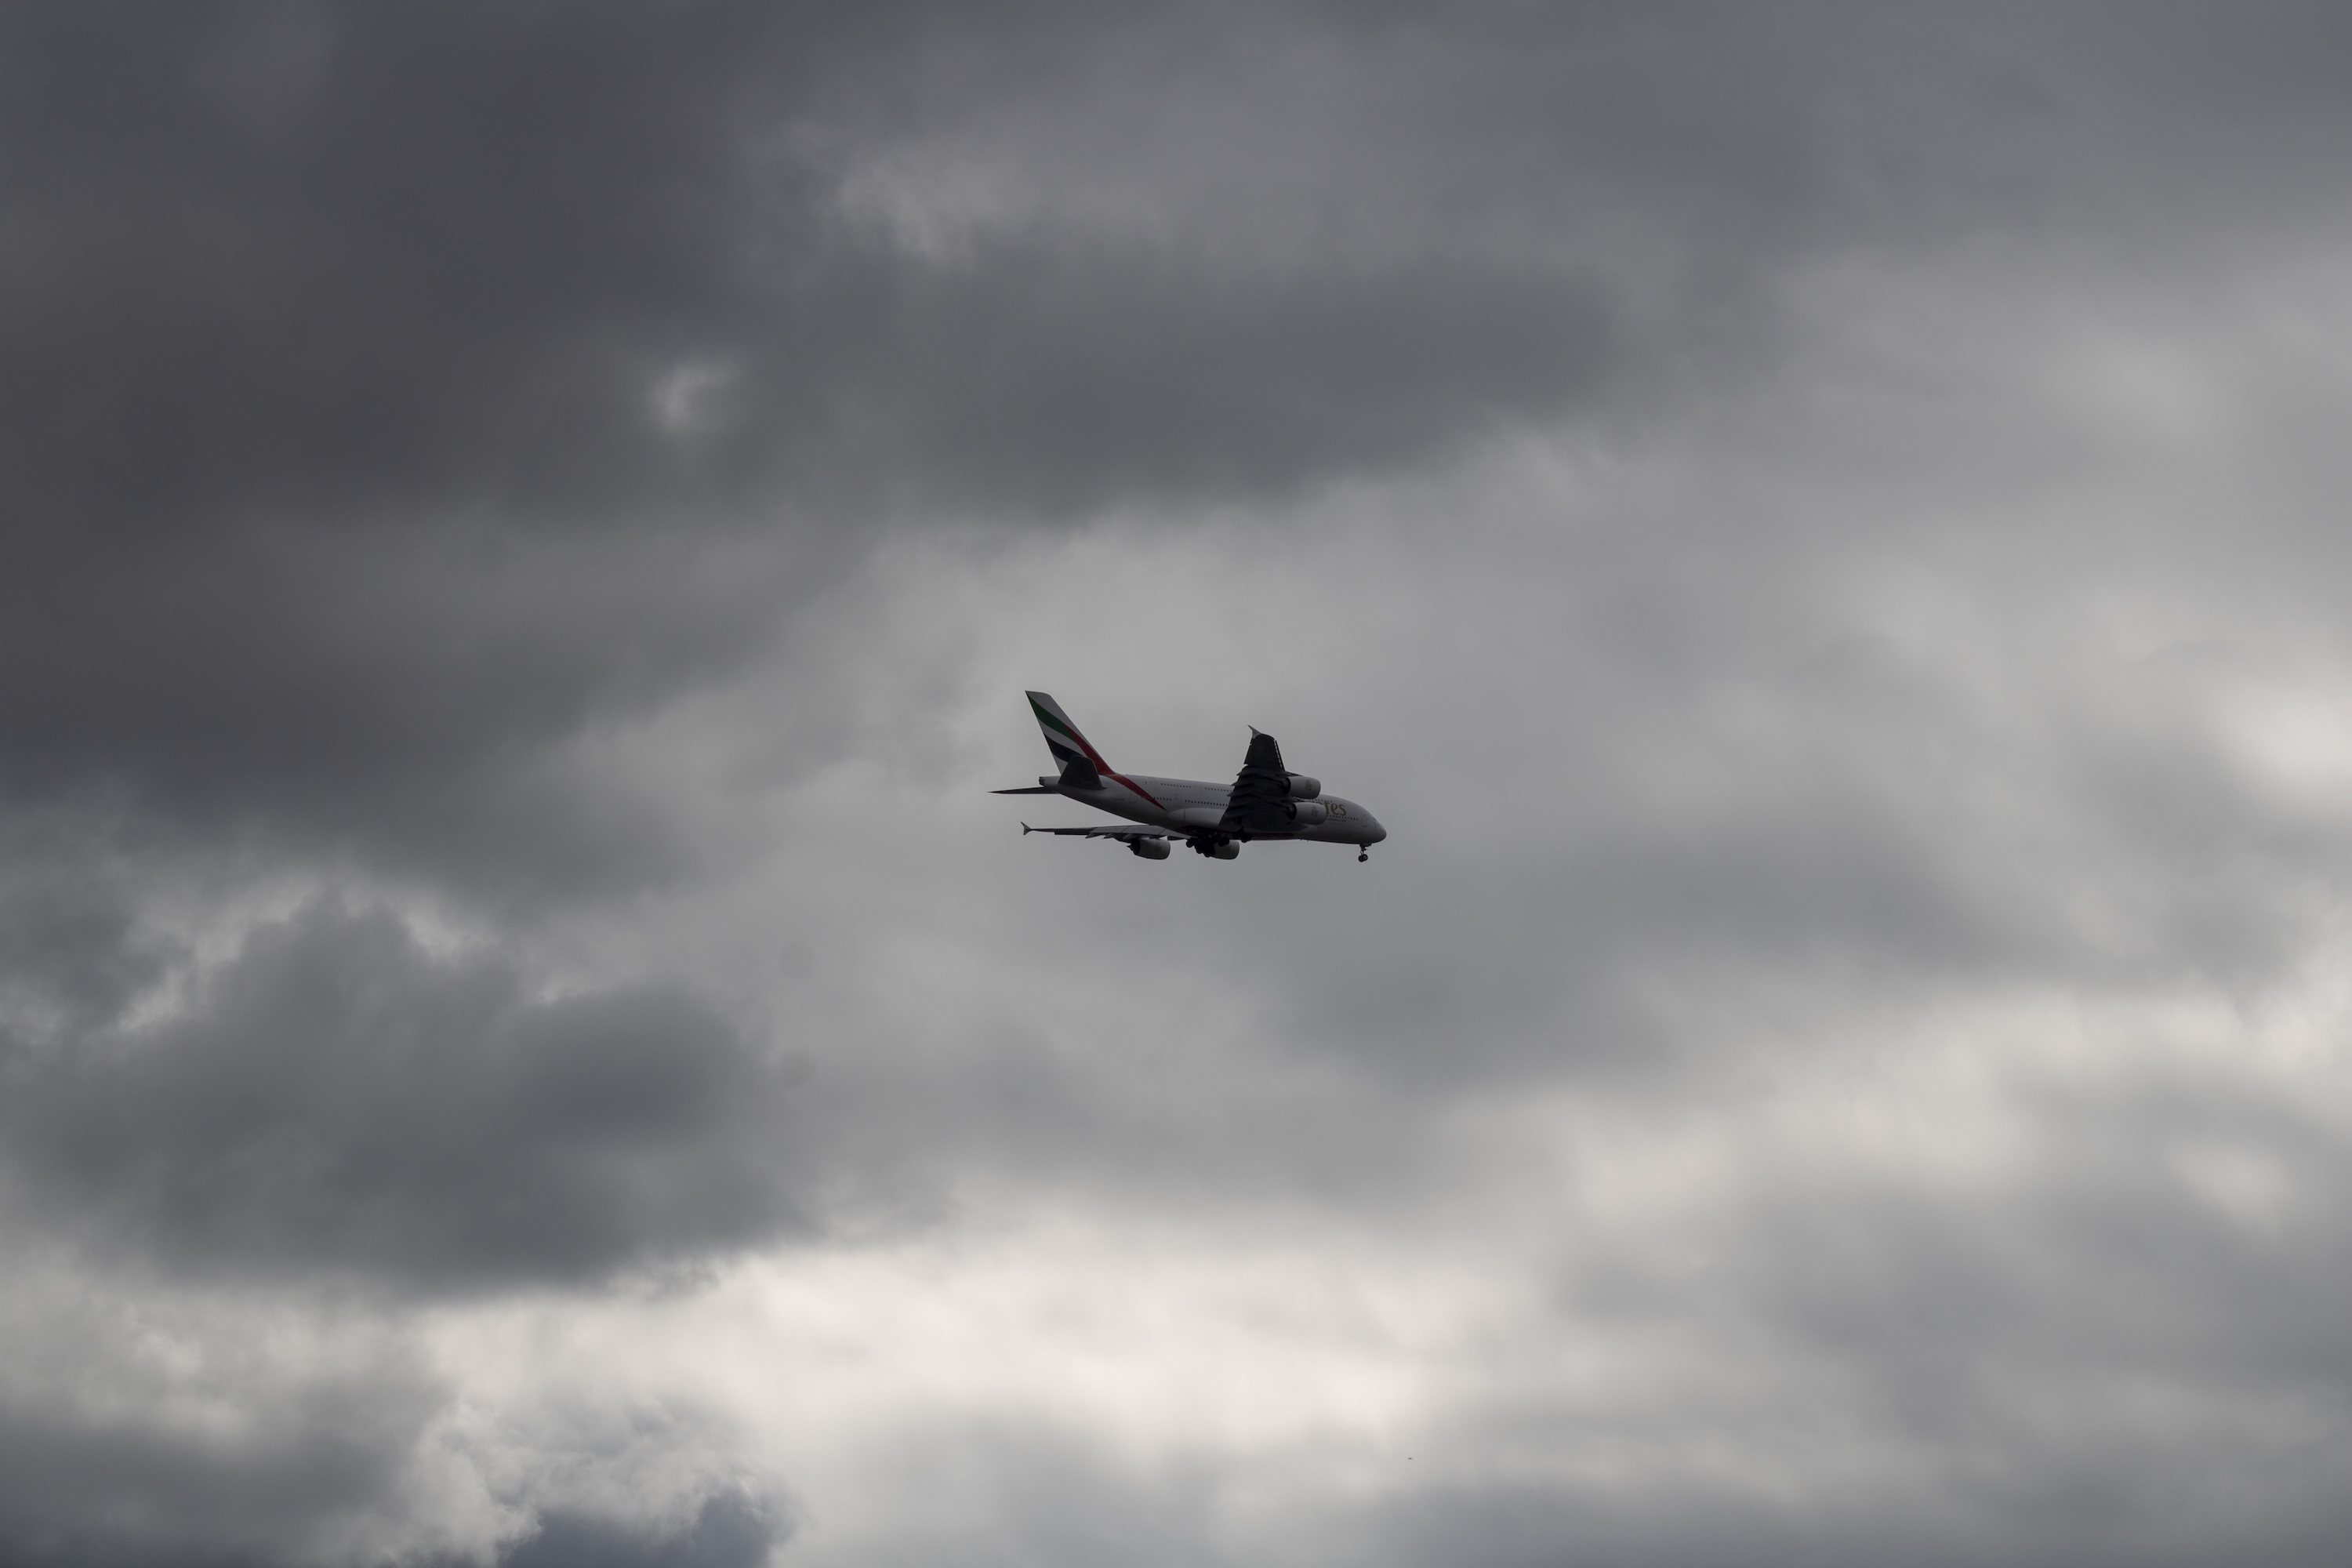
<box><xmin>5</xmin><ymin>0</ymin><xmax>2342</xmax><ymax>898</ymax></box>
<box><xmin>6</xmin><ymin>3</ymin><xmax>2352</xmax><ymax>1565</ymax></box>
<box><xmin>0</xmin><ymin>1405</ymin><xmax>406</xmax><ymax>1568</ymax></box>
<box><xmin>0</xmin><ymin>0</ymin><xmax>2347</xmax><ymax>893</ymax></box>
<box><xmin>1</xmin><ymin>901</ymin><xmax>804</xmax><ymax>1288</ymax></box>
<box><xmin>0</xmin><ymin>0</ymin><xmax>808</xmax><ymax>894</ymax></box>
<box><xmin>0</xmin><ymin>860</ymin><xmax>162</xmax><ymax>1034</ymax></box>
<box><xmin>503</xmin><ymin>1494</ymin><xmax>784</xmax><ymax>1568</ymax></box>
<box><xmin>0</xmin><ymin>0</ymin><xmax>1616</xmax><ymax>528</ymax></box>
<box><xmin>0</xmin><ymin>0</ymin><xmax>1622</xmax><ymax>898</ymax></box>
<box><xmin>0</xmin><ymin>1312</ymin><xmax>443</xmax><ymax>1568</ymax></box>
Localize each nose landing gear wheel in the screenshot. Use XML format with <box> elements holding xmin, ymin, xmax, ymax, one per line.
<box><xmin>1359</xmin><ymin>851</ymin><xmax>1369</xmax><ymax>862</ymax></box>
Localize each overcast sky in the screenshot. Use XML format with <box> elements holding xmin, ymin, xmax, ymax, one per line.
<box><xmin>5</xmin><ymin>2</ymin><xmax>2352</xmax><ymax>1564</ymax></box>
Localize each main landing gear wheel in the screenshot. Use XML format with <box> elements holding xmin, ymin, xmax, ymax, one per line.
<box><xmin>1359</xmin><ymin>850</ymin><xmax>1369</xmax><ymax>862</ymax></box>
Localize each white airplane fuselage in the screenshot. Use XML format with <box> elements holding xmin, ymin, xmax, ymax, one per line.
<box><xmin>1027</xmin><ymin>770</ymin><xmax>1388</xmax><ymax>848</ymax></box>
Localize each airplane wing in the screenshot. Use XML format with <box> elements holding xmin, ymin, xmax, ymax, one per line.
<box><xmin>1217</xmin><ymin>729</ymin><xmax>1295</xmax><ymax>836</ymax></box>
<box><xmin>1019</xmin><ymin>823</ymin><xmax>1175</xmax><ymax>838</ymax></box>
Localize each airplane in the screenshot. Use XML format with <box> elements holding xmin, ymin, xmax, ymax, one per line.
<box><xmin>994</xmin><ymin>691</ymin><xmax>1387</xmax><ymax>862</ymax></box>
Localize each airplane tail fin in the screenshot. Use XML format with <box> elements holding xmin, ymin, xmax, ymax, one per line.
<box><xmin>1026</xmin><ymin>691</ymin><xmax>1105</xmax><ymax>789</ymax></box>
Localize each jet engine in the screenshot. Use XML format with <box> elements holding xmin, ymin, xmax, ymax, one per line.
<box><xmin>1287</xmin><ymin>800</ymin><xmax>1329</xmax><ymax>826</ymax></box>
<box><xmin>1286</xmin><ymin>775</ymin><xmax>1322</xmax><ymax>799</ymax></box>
<box><xmin>1127</xmin><ymin>837</ymin><xmax>1171</xmax><ymax>859</ymax></box>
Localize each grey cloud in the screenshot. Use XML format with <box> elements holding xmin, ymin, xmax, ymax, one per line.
<box><xmin>756</xmin><ymin>248</ymin><xmax>1615</xmax><ymax>519</ymax></box>
<box><xmin>0</xmin><ymin>1312</ymin><xmax>444</xmax><ymax>1568</ymax></box>
<box><xmin>0</xmin><ymin>0</ymin><xmax>809</xmax><ymax>896</ymax></box>
<box><xmin>8</xmin><ymin>0</ymin><xmax>2344</xmax><ymax>901</ymax></box>
<box><xmin>2</xmin><ymin>901</ymin><xmax>804</xmax><ymax>1289</ymax></box>
<box><xmin>9</xmin><ymin>0</ymin><xmax>1629</xmax><ymax>535</ymax></box>
<box><xmin>1230</xmin><ymin>1113</ymin><xmax>2352</xmax><ymax>1568</ymax></box>
<box><xmin>0</xmin><ymin>0</ymin><xmax>1630</xmax><ymax>899</ymax></box>
<box><xmin>502</xmin><ymin>1494</ymin><xmax>784</xmax><ymax>1568</ymax></box>
<box><xmin>1346</xmin><ymin>1485</ymin><xmax>2352</xmax><ymax>1568</ymax></box>
<box><xmin>0</xmin><ymin>1410</ymin><xmax>410</xmax><ymax>1568</ymax></box>
<box><xmin>812</xmin><ymin>1421</ymin><xmax>1220</xmax><ymax>1568</ymax></box>
<box><xmin>9</xmin><ymin>4</ymin><xmax>2352</xmax><ymax>1564</ymax></box>
<box><xmin>954</xmin><ymin>627</ymin><xmax>2352</xmax><ymax>1118</ymax></box>
<box><xmin>0</xmin><ymin>1</ymin><xmax>779</xmax><ymax>529</ymax></box>
<box><xmin>0</xmin><ymin>1271</ymin><xmax>780</xmax><ymax>1568</ymax></box>
<box><xmin>1493</xmin><ymin>1127</ymin><xmax>2352</xmax><ymax>1567</ymax></box>
<box><xmin>0</xmin><ymin>866</ymin><xmax>163</xmax><ymax>1038</ymax></box>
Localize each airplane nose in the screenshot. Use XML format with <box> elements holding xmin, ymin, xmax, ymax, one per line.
<box><xmin>1367</xmin><ymin>818</ymin><xmax>1388</xmax><ymax>844</ymax></box>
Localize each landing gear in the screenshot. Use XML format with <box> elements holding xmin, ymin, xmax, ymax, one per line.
<box><xmin>1359</xmin><ymin>850</ymin><xmax>1369</xmax><ymax>862</ymax></box>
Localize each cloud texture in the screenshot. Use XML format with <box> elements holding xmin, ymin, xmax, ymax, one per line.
<box><xmin>5</xmin><ymin>2</ymin><xmax>2352</xmax><ymax>1564</ymax></box>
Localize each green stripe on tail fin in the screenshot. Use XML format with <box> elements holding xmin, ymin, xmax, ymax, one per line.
<box><xmin>1025</xmin><ymin>691</ymin><xmax>1103</xmax><ymax>789</ymax></box>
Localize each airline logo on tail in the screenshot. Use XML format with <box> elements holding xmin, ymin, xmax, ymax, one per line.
<box><xmin>1027</xmin><ymin>690</ymin><xmax>1160</xmax><ymax>804</ymax></box>
<box><xmin>1027</xmin><ymin>691</ymin><xmax>1101</xmax><ymax>786</ymax></box>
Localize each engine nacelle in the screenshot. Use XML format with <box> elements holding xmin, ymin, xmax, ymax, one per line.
<box><xmin>1286</xmin><ymin>774</ymin><xmax>1322</xmax><ymax>800</ymax></box>
<box><xmin>1127</xmin><ymin>837</ymin><xmax>1171</xmax><ymax>859</ymax></box>
<box><xmin>1288</xmin><ymin>800</ymin><xmax>1329</xmax><ymax>826</ymax></box>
